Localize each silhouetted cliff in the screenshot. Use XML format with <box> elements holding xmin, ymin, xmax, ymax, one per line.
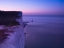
<box><xmin>0</xmin><ymin>11</ymin><xmax>22</xmax><ymax>26</ymax></box>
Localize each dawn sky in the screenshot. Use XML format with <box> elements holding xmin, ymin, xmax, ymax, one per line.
<box><xmin>0</xmin><ymin>0</ymin><xmax>64</xmax><ymax>15</ymax></box>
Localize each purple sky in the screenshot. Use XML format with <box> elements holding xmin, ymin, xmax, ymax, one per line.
<box><xmin>0</xmin><ymin>0</ymin><xmax>64</xmax><ymax>15</ymax></box>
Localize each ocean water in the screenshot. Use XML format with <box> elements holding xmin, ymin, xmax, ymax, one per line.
<box><xmin>23</xmin><ymin>15</ymin><xmax>64</xmax><ymax>48</ymax></box>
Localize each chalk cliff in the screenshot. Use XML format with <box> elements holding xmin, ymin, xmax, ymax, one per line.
<box><xmin>0</xmin><ymin>11</ymin><xmax>25</xmax><ymax>48</ymax></box>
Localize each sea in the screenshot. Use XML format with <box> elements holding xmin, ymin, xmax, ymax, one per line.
<box><xmin>23</xmin><ymin>15</ymin><xmax>64</xmax><ymax>48</ymax></box>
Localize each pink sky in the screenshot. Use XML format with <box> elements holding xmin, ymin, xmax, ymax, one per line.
<box><xmin>0</xmin><ymin>0</ymin><xmax>64</xmax><ymax>15</ymax></box>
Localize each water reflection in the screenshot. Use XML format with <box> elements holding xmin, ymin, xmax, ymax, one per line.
<box><xmin>24</xmin><ymin>22</ymin><xmax>64</xmax><ymax>48</ymax></box>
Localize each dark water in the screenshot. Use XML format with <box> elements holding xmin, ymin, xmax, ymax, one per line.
<box><xmin>23</xmin><ymin>16</ymin><xmax>64</xmax><ymax>48</ymax></box>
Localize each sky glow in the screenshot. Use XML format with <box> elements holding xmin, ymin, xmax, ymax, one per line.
<box><xmin>0</xmin><ymin>0</ymin><xmax>64</xmax><ymax>15</ymax></box>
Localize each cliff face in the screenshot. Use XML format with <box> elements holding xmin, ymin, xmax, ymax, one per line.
<box><xmin>0</xmin><ymin>11</ymin><xmax>22</xmax><ymax>26</ymax></box>
<box><xmin>0</xmin><ymin>11</ymin><xmax>25</xmax><ymax>48</ymax></box>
